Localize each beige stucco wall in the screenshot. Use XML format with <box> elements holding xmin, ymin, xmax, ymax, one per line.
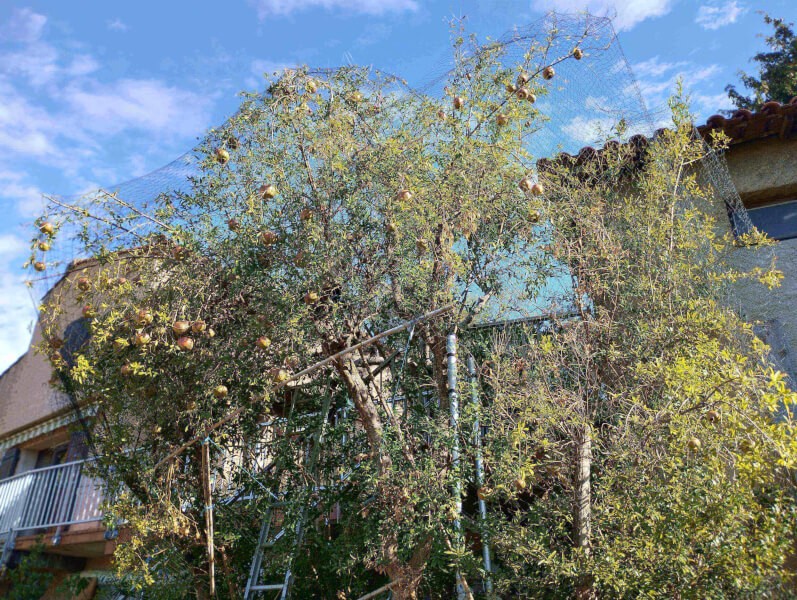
<box><xmin>724</xmin><ymin>138</ymin><xmax>797</xmax><ymax>382</ymax></box>
<box><xmin>729</xmin><ymin>239</ymin><xmax>797</xmax><ymax>380</ymax></box>
<box><xmin>724</xmin><ymin>138</ymin><xmax>797</xmax><ymax>205</ymax></box>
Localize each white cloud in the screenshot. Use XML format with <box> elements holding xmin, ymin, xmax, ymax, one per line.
<box><xmin>248</xmin><ymin>0</ymin><xmax>418</xmax><ymax>18</ymax></box>
<box><xmin>630</xmin><ymin>55</ymin><xmax>724</xmax><ymax>118</ymax></box>
<box><xmin>0</xmin><ymin>235</ymin><xmax>27</xmax><ymax>258</ymax></box>
<box><xmin>63</xmin><ymin>79</ymin><xmax>211</xmax><ymax>138</ymax></box>
<box><xmin>1</xmin><ymin>43</ymin><xmax>61</xmax><ymax>87</ymax></box>
<box><xmin>0</xmin><ymin>270</ymin><xmax>36</xmax><ymax>374</ymax></box>
<box><xmin>0</xmin><ymin>84</ymin><xmax>58</xmax><ymax>157</ymax></box>
<box><xmin>247</xmin><ymin>59</ymin><xmax>297</xmax><ymax>88</ymax></box>
<box><xmin>531</xmin><ymin>0</ymin><xmax>673</xmax><ymax>31</ymax></box>
<box><xmin>0</xmin><ymin>26</ymin><xmax>96</xmax><ymax>87</ymax></box>
<box><xmin>632</xmin><ymin>57</ymin><xmax>687</xmax><ymax>79</ymax></box>
<box><xmin>356</xmin><ymin>23</ymin><xmax>392</xmax><ymax>46</ymax></box>
<box><xmin>251</xmin><ymin>59</ymin><xmax>295</xmax><ymax>77</ymax></box>
<box><xmin>0</xmin><ymin>57</ymin><xmax>209</xmax><ymax>173</ymax></box>
<box><xmin>0</xmin><ymin>8</ymin><xmax>47</xmax><ymax>43</ymax></box>
<box><xmin>2</xmin><ymin>183</ymin><xmax>44</xmax><ymax>217</ymax></box>
<box><xmin>66</xmin><ymin>54</ymin><xmax>100</xmax><ymax>77</ymax></box>
<box><xmin>107</xmin><ymin>18</ymin><xmax>128</xmax><ymax>32</ymax></box>
<box><xmin>695</xmin><ymin>1</ymin><xmax>745</xmax><ymax>30</ymax></box>
<box><xmin>636</xmin><ymin>63</ymin><xmax>721</xmax><ymax>99</ymax></box>
<box><xmin>691</xmin><ymin>91</ymin><xmax>734</xmax><ymax>115</ymax></box>
<box><xmin>562</xmin><ymin>115</ymin><xmax>616</xmax><ymax>145</ymax></box>
<box><xmin>0</xmin><ymin>10</ymin><xmax>209</xmax><ymax>149</ymax></box>
<box><xmin>0</xmin><ymin>169</ymin><xmax>46</xmax><ymax>217</ymax></box>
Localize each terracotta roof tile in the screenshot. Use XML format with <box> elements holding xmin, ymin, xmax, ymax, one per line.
<box><xmin>538</xmin><ymin>97</ymin><xmax>797</xmax><ymax>171</ymax></box>
<box><xmin>699</xmin><ymin>96</ymin><xmax>797</xmax><ymax>145</ymax></box>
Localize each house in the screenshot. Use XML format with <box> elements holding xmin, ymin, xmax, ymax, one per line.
<box><xmin>700</xmin><ymin>99</ymin><xmax>797</xmax><ymax>385</ymax></box>
<box><xmin>0</xmin><ymin>98</ymin><xmax>795</xmax><ymax>597</ymax></box>
<box><xmin>538</xmin><ymin>96</ymin><xmax>797</xmax><ymax>382</ymax></box>
<box><xmin>0</xmin><ymin>259</ymin><xmax>114</xmax><ymax>596</ymax></box>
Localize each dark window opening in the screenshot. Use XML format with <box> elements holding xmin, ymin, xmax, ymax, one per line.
<box><xmin>35</xmin><ymin>443</ymin><xmax>69</xmax><ymax>469</ymax></box>
<box><xmin>0</xmin><ymin>447</ymin><xmax>20</xmax><ymax>480</ymax></box>
<box><xmin>59</xmin><ymin>318</ymin><xmax>91</xmax><ymax>367</ymax></box>
<box><xmin>732</xmin><ymin>199</ymin><xmax>797</xmax><ymax>241</ymax></box>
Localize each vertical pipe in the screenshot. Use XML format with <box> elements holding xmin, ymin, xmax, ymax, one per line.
<box><xmin>336</xmin><ymin>406</ymin><xmax>348</xmax><ymax>522</ymax></box>
<box><xmin>44</xmin><ymin>468</ymin><xmax>57</xmax><ymax>526</ymax></box>
<box><xmin>201</xmin><ymin>440</ymin><xmax>216</xmax><ymax>597</ymax></box>
<box><xmin>3</xmin><ymin>478</ymin><xmax>16</xmax><ymax>530</ymax></box>
<box><xmin>54</xmin><ymin>466</ymin><xmax>65</xmax><ymax>525</ymax></box>
<box><xmin>446</xmin><ymin>334</ymin><xmax>466</xmax><ymax>600</ymax></box>
<box><xmin>0</xmin><ymin>478</ymin><xmax>12</xmax><ymax>531</ymax></box>
<box><xmin>35</xmin><ymin>469</ymin><xmax>51</xmax><ymax>527</ymax></box>
<box><xmin>467</xmin><ymin>356</ymin><xmax>493</xmax><ymax>593</ymax></box>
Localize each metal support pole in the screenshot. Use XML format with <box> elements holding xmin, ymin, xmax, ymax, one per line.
<box><xmin>447</xmin><ymin>334</ymin><xmax>466</xmax><ymax>600</ymax></box>
<box><xmin>467</xmin><ymin>356</ymin><xmax>493</xmax><ymax>593</ymax></box>
<box><xmin>201</xmin><ymin>440</ymin><xmax>216</xmax><ymax>597</ymax></box>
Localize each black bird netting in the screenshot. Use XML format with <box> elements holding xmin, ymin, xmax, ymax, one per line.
<box><xmin>28</xmin><ymin>12</ymin><xmax>760</xmax><ymax>318</ymax></box>
<box><xmin>24</xmin><ymin>14</ymin><xmax>779</xmax><ymax>598</ymax></box>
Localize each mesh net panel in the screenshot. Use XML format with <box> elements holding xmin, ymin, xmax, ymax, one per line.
<box><xmin>27</xmin><ymin>13</ymin><xmax>774</xmax><ymax>594</ymax></box>
<box><xmin>30</xmin><ymin>12</ymin><xmax>761</xmax><ymax>322</ymax></box>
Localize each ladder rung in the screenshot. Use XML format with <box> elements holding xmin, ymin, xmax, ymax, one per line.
<box><xmin>250</xmin><ymin>584</ymin><xmax>285</xmax><ymax>591</ymax></box>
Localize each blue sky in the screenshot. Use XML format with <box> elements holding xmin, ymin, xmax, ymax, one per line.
<box><xmin>0</xmin><ymin>0</ymin><xmax>795</xmax><ymax>372</ymax></box>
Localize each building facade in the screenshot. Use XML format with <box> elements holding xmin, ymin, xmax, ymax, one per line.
<box><xmin>0</xmin><ymin>261</ymin><xmax>114</xmax><ymax>597</ymax></box>
<box><xmin>701</xmin><ymin>99</ymin><xmax>797</xmax><ymax>385</ymax></box>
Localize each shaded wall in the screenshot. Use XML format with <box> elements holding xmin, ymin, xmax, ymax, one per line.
<box><xmin>725</xmin><ymin>138</ymin><xmax>797</xmax><ymax>383</ymax></box>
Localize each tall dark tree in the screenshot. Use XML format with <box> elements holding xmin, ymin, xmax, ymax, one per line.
<box><xmin>726</xmin><ymin>13</ymin><xmax>797</xmax><ymax>111</ymax></box>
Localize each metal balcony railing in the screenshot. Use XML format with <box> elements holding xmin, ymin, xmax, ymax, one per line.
<box><xmin>0</xmin><ymin>458</ymin><xmax>105</xmax><ymax>537</ymax></box>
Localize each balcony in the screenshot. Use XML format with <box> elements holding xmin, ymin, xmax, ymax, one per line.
<box><xmin>0</xmin><ymin>459</ymin><xmax>107</xmax><ymax>562</ymax></box>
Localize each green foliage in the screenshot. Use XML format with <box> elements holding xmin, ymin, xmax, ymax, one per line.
<box><xmin>3</xmin><ymin>544</ymin><xmax>91</xmax><ymax>600</ymax></box>
<box><xmin>726</xmin><ymin>13</ymin><xmax>797</xmax><ymax>110</ymax></box>
<box><xmin>31</xmin><ymin>21</ymin><xmax>797</xmax><ymax>600</ymax></box>
<box><xmin>5</xmin><ymin>544</ymin><xmax>53</xmax><ymax>600</ymax></box>
<box><xmin>478</xmin><ymin>107</ymin><xmax>797</xmax><ymax>597</ymax></box>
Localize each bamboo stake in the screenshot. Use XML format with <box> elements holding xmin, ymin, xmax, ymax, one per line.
<box><xmin>201</xmin><ymin>440</ymin><xmax>216</xmax><ymax>597</ymax></box>
<box><xmin>152</xmin><ymin>303</ymin><xmax>455</xmax><ymax>471</ymax></box>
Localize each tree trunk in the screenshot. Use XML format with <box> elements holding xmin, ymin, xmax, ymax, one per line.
<box><xmin>383</xmin><ymin>536</ymin><xmax>432</xmax><ymax>600</ymax></box>
<box><xmin>427</xmin><ymin>330</ymin><xmax>451</xmax><ymax>411</ymax></box>
<box><xmin>573</xmin><ymin>423</ymin><xmax>594</xmax><ymax>599</ymax></box>
<box><xmin>334</xmin><ymin>352</ymin><xmax>391</xmax><ymax>474</ymax></box>
<box><xmin>333</xmin><ymin>343</ymin><xmax>435</xmax><ymax>599</ymax></box>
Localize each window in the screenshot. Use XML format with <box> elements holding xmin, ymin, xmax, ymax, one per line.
<box><xmin>34</xmin><ymin>443</ymin><xmax>69</xmax><ymax>469</ymax></box>
<box><xmin>0</xmin><ymin>448</ymin><xmax>20</xmax><ymax>479</ymax></box>
<box><xmin>733</xmin><ymin>199</ymin><xmax>797</xmax><ymax>241</ymax></box>
<box><xmin>59</xmin><ymin>318</ymin><xmax>91</xmax><ymax>367</ymax></box>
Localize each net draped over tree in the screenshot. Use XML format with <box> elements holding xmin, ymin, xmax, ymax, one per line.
<box><xmin>25</xmin><ymin>13</ymin><xmax>797</xmax><ymax>600</ymax></box>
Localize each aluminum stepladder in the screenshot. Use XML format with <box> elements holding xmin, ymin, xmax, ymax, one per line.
<box><xmin>244</xmin><ymin>390</ymin><xmax>335</xmax><ymax>599</ymax></box>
